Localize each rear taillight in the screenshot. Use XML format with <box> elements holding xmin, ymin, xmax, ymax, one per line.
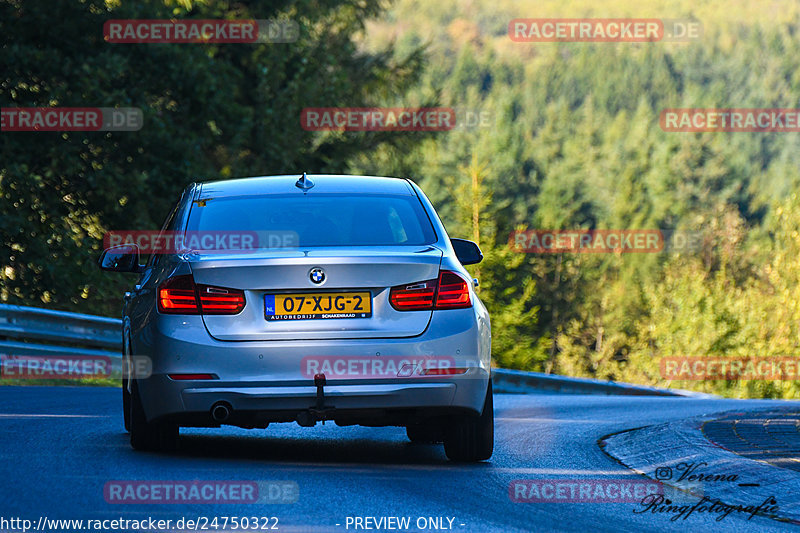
<box><xmin>158</xmin><ymin>275</ymin><xmax>199</xmax><ymax>314</ymax></box>
<box><xmin>435</xmin><ymin>271</ymin><xmax>471</xmax><ymax>309</ymax></box>
<box><xmin>158</xmin><ymin>274</ymin><xmax>245</xmax><ymax>315</ymax></box>
<box><xmin>389</xmin><ymin>279</ymin><xmax>437</xmax><ymax>311</ymax></box>
<box><xmin>389</xmin><ymin>270</ymin><xmax>471</xmax><ymax>311</ymax></box>
<box><xmin>197</xmin><ymin>286</ymin><xmax>246</xmax><ymax>314</ymax></box>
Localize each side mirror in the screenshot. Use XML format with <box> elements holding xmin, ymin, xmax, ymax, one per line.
<box><xmin>99</xmin><ymin>244</ymin><xmax>143</xmax><ymax>273</ymax></box>
<box><xmin>451</xmin><ymin>238</ymin><xmax>483</xmax><ymax>265</ymax></box>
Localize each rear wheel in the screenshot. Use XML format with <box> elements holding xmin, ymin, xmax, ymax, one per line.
<box><xmin>122</xmin><ymin>338</ymin><xmax>131</xmax><ymax>432</ymax></box>
<box><xmin>122</xmin><ymin>376</ymin><xmax>130</xmax><ymax>432</ymax></box>
<box><xmin>129</xmin><ymin>380</ymin><xmax>178</xmax><ymax>451</ymax></box>
<box><xmin>443</xmin><ymin>381</ymin><xmax>493</xmax><ymax>462</ymax></box>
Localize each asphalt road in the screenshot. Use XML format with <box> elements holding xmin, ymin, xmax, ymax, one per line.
<box><xmin>2</xmin><ymin>386</ymin><xmax>800</xmax><ymax>533</ymax></box>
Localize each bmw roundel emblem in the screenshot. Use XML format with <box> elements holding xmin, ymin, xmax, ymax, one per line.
<box><xmin>309</xmin><ymin>267</ymin><xmax>326</xmax><ymax>284</ymax></box>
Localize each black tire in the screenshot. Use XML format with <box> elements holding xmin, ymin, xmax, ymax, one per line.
<box><xmin>129</xmin><ymin>380</ymin><xmax>179</xmax><ymax>451</ymax></box>
<box><xmin>406</xmin><ymin>422</ymin><xmax>443</xmax><ymax>444</ymax></box>
<box><xmin>122</xmin><ymin>376</ymin><xmax>130</xmax><ymax>432</ymax></box>
<box><xmin>122</xmin><ymin>336</ymin><xmax>131</xmax><ymax>432</ymax></box>
<box><xmin>443</xmin><ymin>381</ymin><xmax>493</xmax><ymax>462</ymax></box>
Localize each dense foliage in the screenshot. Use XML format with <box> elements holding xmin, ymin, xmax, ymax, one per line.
<box><xmin>355</xmin><ymin>0</ymin><xmax>800</xmax><ymax>398</ymax></box>
<box><xmin>4</xmin><ymin>0</ymin><xmax>800</xmax><ymax>397</ymax></box>
<box><xmin>1</xmin><ymin>0</ymin><xmax>425</xmax><ymax>312</ymax></box>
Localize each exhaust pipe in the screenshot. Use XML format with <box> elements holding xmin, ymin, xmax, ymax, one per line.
<box><xmin>211</xmin><ymin>402</ymin><xmax>231</xmax><ymax>422</ymax></box>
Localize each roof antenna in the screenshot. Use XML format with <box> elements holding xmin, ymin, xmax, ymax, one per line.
<box><xmin>295</xmin><ymin>172</ymin><xmax>314</xmax><ymax>191</ymax></box>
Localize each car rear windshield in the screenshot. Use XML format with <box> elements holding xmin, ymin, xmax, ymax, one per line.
<box><xmin>185</xmin><ymin>193</ymin><xmax>437</xmax><ymax>247</ymax></box>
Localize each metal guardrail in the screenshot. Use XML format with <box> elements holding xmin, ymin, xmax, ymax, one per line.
<box><xmin>491</xmin><ymin>368</ymin><xmax>713</xmax><ymax>398</ymax></box>
<box><xmin>0</xmin><ymin>304</ymin><xmax>122</xmax><ymax>367</ymax></box>
<box><xmin>0</xmin><ymin>303</ymin><xmax>705</xmax><ymax>396</ymax></box>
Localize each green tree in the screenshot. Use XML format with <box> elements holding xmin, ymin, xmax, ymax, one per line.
<box><xmin>0</xmin><ymin>0</ymin><xmax>426</xmax><ymax>314</ymax></box>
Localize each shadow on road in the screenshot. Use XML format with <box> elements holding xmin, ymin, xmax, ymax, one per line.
<box><xmin>112</xmin><ymin>428</ymin><xmax>494</xmax><ymax>468</ymax></box>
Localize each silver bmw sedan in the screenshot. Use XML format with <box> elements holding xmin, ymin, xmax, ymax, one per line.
<box><xmin>100</xmin><ymin>174</ymin><xmax>492</xmax><ymax>461</ymax></box>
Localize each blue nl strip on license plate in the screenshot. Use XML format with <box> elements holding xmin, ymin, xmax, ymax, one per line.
<box><xmin>264</xmin><ymin>294</ymin><xmax>276</xmax><ymax>316</ymax></box>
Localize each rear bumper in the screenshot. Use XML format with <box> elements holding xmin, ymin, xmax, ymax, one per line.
<box><xmin>143</xmin><ymin>373</ymin><xmax>488</xmax><ymax>427</ymax></box>
<box><xmin>132</xmin><ymin>309</ymin><xmax>491</xmax><ymax>426</ymax></box>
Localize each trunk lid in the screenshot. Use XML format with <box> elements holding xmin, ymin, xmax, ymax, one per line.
<box><xmin>188</xmin><ymin>246</ymin><xmax>442</xmax><ymax>341</ymax></box>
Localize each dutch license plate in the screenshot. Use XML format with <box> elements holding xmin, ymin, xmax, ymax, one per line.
<box><xmin>264</xmin><ymin>292</ymin><xmax>372</xmax><ymax>320</ymax></box>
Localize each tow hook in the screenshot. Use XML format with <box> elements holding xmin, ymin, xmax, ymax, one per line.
<box><xmin>315</xmin><ymin>373</ymin><xmax>326</xmax><ymax>411</ymax></box>
<box><xmin>310</xmin><ymin>373</ymin><xmax>333</xmax><ymax>425</ymax></box>
<box><xmin>296</xmin><ymin>373</ymin><xmax>334</xmax><ymax>427</ymax></box>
